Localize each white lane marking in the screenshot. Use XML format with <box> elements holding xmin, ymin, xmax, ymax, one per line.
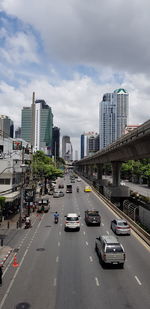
<box><xmin>0</xmin><ymin>216</ymin><xmax>44</xmax><ymax>309</ymax></box>
<box><xmin>89</xmin><ymin>256</ymin><xmax>93</xmax><ymax>262</ymax></box>
<box><xmin>83</xmin><ymin>231</ymin><xmax>86</xmax><ymax>235</ymax></box>
<box><xmin>53</xmin><ymin>278</ymin><xmax>57</xmax><ymax>286</ymax></box>
<box><xmin>106</xmin><ymin>230</ymin><xmax>109</xmax><ymax>235</ymax></box>
<box><xmin>60</xmin><ymin>223</ymin><xmax>62</xmax><ymax>226</ymax></box>
<box><xmin>81</xmin><ymin>223</ymin><xmax>84</xmax><ymax>226</ymax></box>
<box><xmin>95</xmin><ymin>277</ymin><xmax>100</xmax><ymax>286</ymax></box>
<box><xmin>58</xmin><ymin>241</ymin><xmax>60</xmax><ymax>247</ymax></box>
<box><xmin>59</xmin><ymin>231</ymin><xmax>61</xmax><ymax>236</ymax></box>
<box><xmin>102</xmin><ymin>223</ymin><xmax>104</xmax><ymax>226</ymax></box>
<box><xmin>86</xmin><ymin>241</ymin><xmax>88</xmax><ymax>246</ymax></box>
<box><xmin>135</xmin><ymin>276</ymin><xmax>142</xmax><ymax>286</ymax></box>
<box><xmin>56</xmin><ymin>256</ymin><xmax>59</xmax><ymax>263</ymax></box>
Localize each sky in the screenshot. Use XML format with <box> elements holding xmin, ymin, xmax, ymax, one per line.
<box><xmin>0</xmin><ymin>0</ymin><xmax>150</xmax><ymax>159</ymax></box>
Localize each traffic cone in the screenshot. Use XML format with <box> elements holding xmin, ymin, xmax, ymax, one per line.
<box><xmin>12</xmin><ymin>255</ymin><xmax>19</xmax><ymax>267</ymax></box>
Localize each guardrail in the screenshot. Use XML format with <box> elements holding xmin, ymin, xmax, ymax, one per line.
<box><xmin>78</xmin><ymin>174</ymin><xmax>150</xmax><ymax>247</ymax></box>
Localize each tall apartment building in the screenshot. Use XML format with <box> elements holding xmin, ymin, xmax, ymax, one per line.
<box><xmin>21</xmin><ymin>99</ymin><xmax>53</xmax><ymax>155</ymax></box>
<box><xmin>99</xmin><ymin>88</ymin><xmax>129</xmax><ymax>150</ymax></box>
<box><xmin>0</xmin><ymin>115</ymin><xmax>14</xmax><ymax>138</ymax></box>
<box><xmin>81</xmin><ymin>132</ymin><xmax>99</xmax><ymax>159</ymax></box>
<box><xmin>52</xmin><ymin>127</ymin><xmax>60</xmax><ymax>159</ymax></box>
<box><xmin>62</xmin><ymin>136</ymin><xmax>73</xmax><ymax>161</ymax></box>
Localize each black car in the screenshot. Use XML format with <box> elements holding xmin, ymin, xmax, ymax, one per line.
<box><xmin>85</xmin><ymin>210</ymin><xmax>101</xmax><ymax>226</ymax></box>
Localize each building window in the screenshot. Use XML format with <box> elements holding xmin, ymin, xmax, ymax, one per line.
<box><xmin>0</xmin><ymin>178</ymin><xmax>10</xmax><ymax>185</ymax></box>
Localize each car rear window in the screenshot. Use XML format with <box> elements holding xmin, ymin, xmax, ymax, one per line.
<box><xmin>118</xmin><ymin>221</ymin><xmax>128</xmax><ymax>226</ymax></box>
<box><xmin>106</xmin><ymin>245</ymin><xmax>123</xmax><ymax>253</ymax></box>
<box><xmin>66</xmin><ymin>217</ymin><xmax>79</xmax><ymax>221</ymax></box>
<box><xmin>88</xmin><ymin>213</ymin><xmax>99</xmax><ymax>217</ymax></box>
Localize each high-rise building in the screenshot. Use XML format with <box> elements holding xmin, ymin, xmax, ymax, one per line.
<box><xmin>15</xmin><ymin>127</ymin><xmax>21</xmax><ymax>139</ymax></box>
<box><xmin>0</xmin><ymin>115</ymin><xmax>14</xmax><ymax>138</ymax></box>
<box><xmin>21</xmin><ymin>107</ymin><xmax>32</xmax><ymax>144</ymax></box>
<box><xmin>75</xmin><ymin>150</ymin><xmax>78</xmax><ymax>161</ymax></box>
<box><xmin>99</xmin><ymin>88</ymin><xmax>129</xmax><ymax>150</ymax></box>
<box><xmin>21</xmin><ymin>99</ymin><xmax>53</xmax><ymax>155</ymax></box>
<box><xmin>81</xmin><ymin>132</ymin><xmax>99</xmax><ymax>159</ymax></box>
<box><xmin>62</xmin><ymin>136</ymin><xmax>73</xmax><ymax>161</ymax></box>
<box><xmin>52</xmin><ymin>127</ymin><xmax>60</xmax><ymax>159</ymax></box>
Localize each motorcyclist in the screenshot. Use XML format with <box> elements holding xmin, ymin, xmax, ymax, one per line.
<box><xmin>76</xmin><ymin>186</ymin><xmax>79</xmax><ymax>192</ymax></box>
<box><xmin>54</xmin><ymin>211</ymin><xmax>59</xmax><ymax>223</ymax></box>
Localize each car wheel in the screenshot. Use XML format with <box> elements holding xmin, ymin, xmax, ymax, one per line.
<box><xmin>120</xmin><ymin>263</ymin><xmax>124</xmax><ymax>269</ymax></box>
<box><xmin>77</xmin><ymin>228</ymin><xmax>80</xmax><ymax>231</ymax></box>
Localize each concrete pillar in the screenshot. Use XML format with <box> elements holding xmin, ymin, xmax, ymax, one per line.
<box><xmin>97</xmin><ymin>164</ymin><xmax>103</xmax><ymax>181</ymax></box>
<box><xmin>89</xmin><ymin>165</ymin><xmax>93</xmax><ymax>180</ymax></box>
<box><xmin>112</xmin><ymin>161</ymin><xmax>122</xmax><ymax>186</ymax></box>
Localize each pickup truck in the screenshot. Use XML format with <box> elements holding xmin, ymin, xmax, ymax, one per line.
<box><xmin>95</xmin><ymin>235</ymin><xmax>126</xmax><ymax>268</ymax></box>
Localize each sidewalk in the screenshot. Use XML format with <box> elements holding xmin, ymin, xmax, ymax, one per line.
<box><xmin>0</xmin><ymin>211</ymin><xmax>36</xmax><ymax>267</ymax></box>
<box><xmin>0</xmin><ymin>246</ymin><xmax>12</xmax><ymax>266</ymax></box>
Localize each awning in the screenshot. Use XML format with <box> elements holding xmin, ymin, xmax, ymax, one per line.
<box><xmin>3</xmin><ymin>191</ymin><xmax>21</xmax><ymax>202</ymax></box>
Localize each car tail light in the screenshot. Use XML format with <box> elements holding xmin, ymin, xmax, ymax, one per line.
<box><xmin>116</xmin><ymin>226</ymin><xmax>122</xmax><ymax>229</ymax></box>
<box><xmin>76</xmin><ymin>221</ymin><xmax>79</xmax><ymax>223</ymax></box>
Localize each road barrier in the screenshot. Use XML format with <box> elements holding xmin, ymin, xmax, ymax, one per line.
<box><xmin>78</xmin><ymin>174</ymin><xmax>150</xmax><ymax>246</ymax></box>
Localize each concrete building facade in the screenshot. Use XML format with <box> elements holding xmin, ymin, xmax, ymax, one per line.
<box><xmin>0</xmin><ymin>115</ymin><xmax>14</xmax><ymax>138</ymax></box>
<box><xmin>21</xmin><ymin>99</ymin><xmax>53</xmax><ymax>155</ymax></box>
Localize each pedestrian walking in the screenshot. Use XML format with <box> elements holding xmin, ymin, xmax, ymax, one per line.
<box><xmin>0</xmin><ymin>266</ymin><xmax>3</xmax><ymax>285</ymax></box>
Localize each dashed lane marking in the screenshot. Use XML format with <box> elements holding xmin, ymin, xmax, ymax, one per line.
<box><xmin>95</xmin><ymin>277</ymin><xmax>100</xmax><ymax>286</ymax></box>
<box><xmin>58</xmin><ymin>241</ymin><xmax>60</xmax><ymax>247</ymax></box>
<box><xmin>135</xmin><ymin>276</ymin><xmax>142</xmax><ymax>286</ymax></box>
<box><xmin>83</xmin><ymin>231</ymin><xmax>86</xmax><ymax>235</ymax></box>
<box><xmin>59</xmin><ymin>231</ymin><xmax>61</xmax><ymax>236</ymax></box>
<box><xmin>56</xmin><ymin>256</ymin><xmax>59</xmax><ymax>263</ymax></box>
<box><xmin>102</xmin><ymin>223</ymin><xmax>104</xmax><ymax>226</ymax></box>
<box><xmin>106</xmin><ymin>231</ymin><xmax>109</xmax><ymax>235</ymax></box>
<box><xmin>86</xmin><ymin>241</ymin><xmax>88</xmax><ymax>246</ymax></box>
<box><xmin>89</xmin><ymin>256</ymin><xmax>93</xmax><ymax>262</ymax></box>
<box><xmin>53</xmin><ymin>278</ymin><xmax>57</xmax><ymax>286</ymax></box>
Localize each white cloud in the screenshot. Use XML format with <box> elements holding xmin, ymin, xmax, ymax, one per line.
<box><xmin>0</xmin><ymin>30</ymin><xmax>39</xmax><ymax>65</ymax></box>
<box><xmin>1</xmin><ymin>71</ymin><xmax>150</xmax><ymax>156</ymax></box>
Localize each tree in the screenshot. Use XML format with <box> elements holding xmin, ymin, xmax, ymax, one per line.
<box><xmin>32</xmin><ymin>151</ymin><xmax>63</xmax><ymax>193</ymax></box>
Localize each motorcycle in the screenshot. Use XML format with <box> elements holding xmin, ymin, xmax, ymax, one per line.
<box><xmin>54</xmin><ymin>216</ymin><xmax>59</xmax><ymax>224</ymax></box>
<box><xmin>25</xmin><ymin>219</ymin><xmax>31</xmax><ymax>229</ymax></box>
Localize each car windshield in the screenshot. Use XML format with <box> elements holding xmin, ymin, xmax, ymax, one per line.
<box><xmin>66</xmin><ymin>217</ymin><xmax>79</xmax><ymax>221</ymax></box>
<box><xmin>88</xmin><ymin>213</ymin><xmax>99</xmax><ymax>217</ymax></box>
<box><xmin>106</xmin><ymin>245</ymin><xmax>123</xmax><ymax>253</ymax></box>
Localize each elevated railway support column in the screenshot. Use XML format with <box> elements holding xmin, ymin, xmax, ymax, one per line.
<box><xmin>112</xmin><ymin>161</ymin><xmax>122</xmax><ymax>186</ymax></box>
<box><xmin>97</xmin><ymin>164</ymin><xmax>103</xmax><ymax>181</ymax></box>
<box><xmin>88</xmin><ymin>165</ymin><xmax>94</xmax><ymax>180</ymax></box>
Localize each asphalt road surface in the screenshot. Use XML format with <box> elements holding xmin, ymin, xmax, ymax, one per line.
<box><xmin>0</xmin><ymin>175</ymin><xmax>150</xmax><ymax>309</ymax></box>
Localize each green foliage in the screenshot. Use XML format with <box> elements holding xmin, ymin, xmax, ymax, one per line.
<box><xmin>0</xmin><ymin>196</ymin><xmax>5</xmax><ymax>210</ymax></box>
<box><xmin>121</xmin><ymin>159</ymin><xmax>150</xmax><ymax>185</ymax></box>
<box><xmin>32</xmin><ymin>151</ymin><xmax>63</xmax><ymax>179</ymax></box>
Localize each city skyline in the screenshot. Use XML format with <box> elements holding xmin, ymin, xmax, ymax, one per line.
<box><xmin>1</xmin><ymin>1</ymin><xmax>150</xmax><ymax>154</ymax></box>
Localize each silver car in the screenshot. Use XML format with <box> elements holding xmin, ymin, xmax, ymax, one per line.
<box><xmin>111</xmin><ymin>219</ymin><xmax>131</xmax><ymax>235</ymax></box>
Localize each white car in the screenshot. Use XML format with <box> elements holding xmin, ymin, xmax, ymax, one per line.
<box><xmin>64</xmin><ymin>213</ymin><xmax>80</xmax><ymax>231</ymax></box>
<box><xmin>111</xmin><ymin>219</ymin><xmax>131</xmax><ymax>235</ymax></box>
<box><xmin>77</xmin><ymin>178</ymin><xmax>82</xmax><ymax>182</ymax></box>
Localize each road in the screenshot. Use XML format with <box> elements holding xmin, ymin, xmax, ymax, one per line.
<box><xmin>0</xmin><ymin>175</ymin><xmax>150</xmax><ymax>309</ymax></box>
<box><xmin>103</xmin><ymin>175</ymin><xmax>150</xmax><ymax>198</ymax></box>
